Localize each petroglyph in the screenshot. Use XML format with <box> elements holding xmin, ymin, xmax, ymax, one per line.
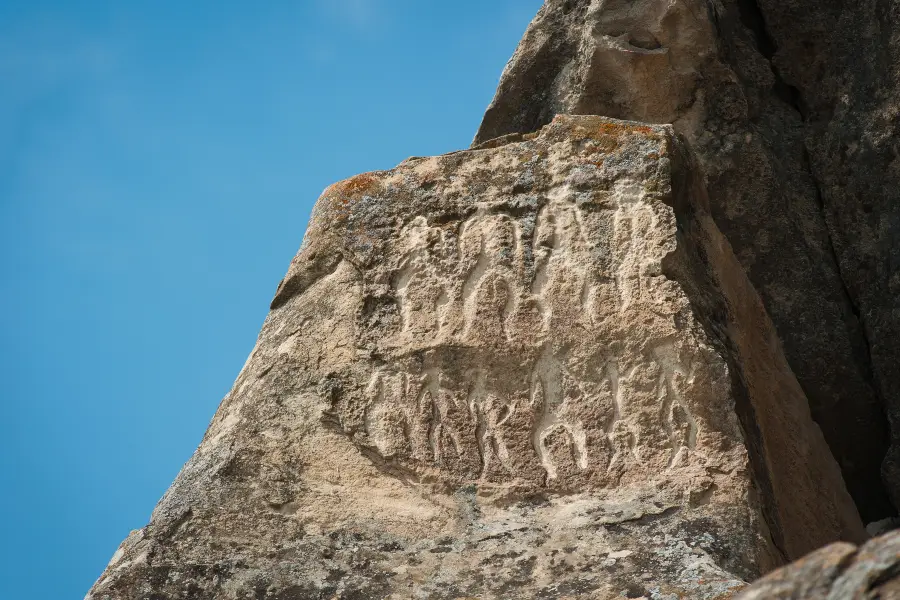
<box><xmin>358</xmin><ymin>342</ymin><xmax>709</xmax><ymax>488</ymax></box>
<box><xmin>392</xmin><ymin>216</ymin><xmax>453</xmax><ymax>337</ymax></box>
<box><xmin>653</xmin><ymin>343</ymin><xmax>700</xmax><ymax>469</ymax></box>
<box><xmin>262</xmin><ymin>116</ymin><xmax>775</xmax><ymax>512</ymax></box>
<box><xmin>336</xmin><ymin>146</ymin><xmax>724</xmax><ymax>490</ymax></box>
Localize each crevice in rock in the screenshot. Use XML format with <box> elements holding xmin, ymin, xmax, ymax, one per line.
<box><xmin>802</xmin><ymin>149</ymin><xmax>868</xmax><ymax>350</ymax></box>
<box><xmin>801</xmin><ymin>147</ymin><xmax>897</xmax><ymax>521</ymax></box>
<box><xmin>736</xmin><ymin>0</ymin><xmax>807</xmax><ymax>119</ymax></box>
<box><xmin>735</xmin><ymin>0</ymin><xmax>776</xmax><ymax>58</ymax></box>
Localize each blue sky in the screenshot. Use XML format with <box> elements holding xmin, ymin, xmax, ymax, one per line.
<box><xmin>0</xmin><ymin>1</ymin><xmax>541</xmax><ymax>597</ymax></box>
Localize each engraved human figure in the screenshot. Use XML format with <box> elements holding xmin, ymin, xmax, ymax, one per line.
<box><xmin>365</xmin><ymin>371</ymin><xmax>415</xmax><ymax>458</ymax></box>
<box><xmin>360</xmin><ymin>187</ymin><xmax>702</xmax><ymax>487</ymax></box>
<box><xmin>653</xmin><ymin>345</ymin><xmax>699</xmax><ymax>468</ymax></box>
<box><xmin>611</xmin><ymin>184</ymin><xmax>658</xmax><ymax>309</ymax></box>
<box><xmin>465</xmin><ymin>369</ymin><xmax>515</xmax><ymax>478</ymax></box>
<box><xmin>459</xmin><ymin>213</ymin><xmax>521</xmax><ymax>341</ymax></box>
<box><xmin>393</xmin><ymin>216</ymin><xmax>451</xmax><ymax>337</ymax></box>
<box><xmin>532</xmin><ymin>200</ymin><xmax>591</xmax><ymax>332</ymax></box>
<box><xmin>530</xmin><ymin>349</ymin><xmax>592</xmax><ymax>482</ymax></box>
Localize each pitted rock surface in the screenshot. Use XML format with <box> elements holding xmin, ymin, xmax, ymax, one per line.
<box><xmin>86</xmin><ymin>116</ymin><xmax>863</xmax><ymax>600</ymax></box>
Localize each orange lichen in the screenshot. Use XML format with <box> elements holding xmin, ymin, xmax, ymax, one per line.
<box><xmin>593</xmin><ymin>137</ymin><xmax>621</xmax><ymax>154</ymax></box>
<box><xmin>317</xmin><ymin>172</ymin><xmax>386</xmax><ymax>230</ymax></box>
<box><xmin>560</xmin><ymin>116</ymin><xmax>662</xmax><ymax>147</ymax></box>
<box><xmin>594</xmin><ymin>120</ymin><xmax>656</xmax><ymax>137</ymax></box>
<box><xmin>325</xmin><ymin>173</ymin><xmax>382</xmax><ymax>200</ymax></box>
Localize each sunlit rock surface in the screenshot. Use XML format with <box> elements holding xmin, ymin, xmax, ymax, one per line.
<box><xmin>86</xmin><ymin>116</ymin><xmax>863</xmax><ymax>600</ymax></box>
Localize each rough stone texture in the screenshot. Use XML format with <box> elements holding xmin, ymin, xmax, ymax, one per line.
<box><xmin>474</xmin><ymin>0</ymin><xmax>898</xmax><ymax>522</ymax></box>
<box><xmin>86</xmin><ymin>116</ymin><xmax>864</xmax><ymax>599</ymax></box>
<box><xmin>735</xmin><ymin>530</ymin><xmax>900</xmax><ymax>599</ymax></box>
<box><xmin>752</xmin><ymin>0</ymin><xmax>900</xmax><ymax>519</ymax></box>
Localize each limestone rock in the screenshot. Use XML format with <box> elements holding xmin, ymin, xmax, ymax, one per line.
<box><xmin>86</xmin><ymin>116</ymin><xmax>863</xmax><ymax>599</ymax></box>
<box><xmin>735</xmin><ymin>530</ymin><xmax>900</xmax><ymax>599</ymax></box>
<box><xmin>474</xmin><ymin>0</ymin><xmax>897</xmax><ymax>521</ymax></box>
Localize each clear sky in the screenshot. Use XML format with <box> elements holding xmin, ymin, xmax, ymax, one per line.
<box><xmin>0</xmin><ymin>1</ymin><xmax>542</xmax><ymax>597</ymax></box>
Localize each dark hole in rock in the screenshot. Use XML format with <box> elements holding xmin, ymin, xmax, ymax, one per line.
<box><xmin>624</xmin><ymin>583</ymin><xmax>649</xmax><ymax>598</ymax></box>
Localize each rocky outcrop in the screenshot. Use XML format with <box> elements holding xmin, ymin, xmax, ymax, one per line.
<box><xmin>735</xmin><ymin>530</ymin><xmax>900</xmax><ymax>599</ymax></box>
<box><xmin>85</xmin><ymin>1</ymin><xmax>900</xmax><ymax>596</ymax></box>
<box><xmin>86</xmin><ymin>116</ymin><xmax>864</xmax><ymax>599</ymax></box>
<box><xmin>474</xmin><ymin>0</ymin><xmax>898</xmax><ymax>522</ymax></box>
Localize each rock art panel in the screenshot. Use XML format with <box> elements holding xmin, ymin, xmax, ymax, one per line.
<box><xmin>87</xmin><ymin>116</ymin><xmax>864</xmax><ymax>600</ymax></box>
<box><xmin>339</xmin><ymin>176</ymin><xmax>717</xmax><ymax>493</ymax></box>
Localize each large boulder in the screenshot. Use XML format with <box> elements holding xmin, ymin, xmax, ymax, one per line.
<box><xmin>86</xmin><ymin>116</ymin><xmax>863</xmax><ymax>600</ymax></box>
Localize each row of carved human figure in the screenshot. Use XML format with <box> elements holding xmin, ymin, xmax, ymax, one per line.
<box><xmin>360</xmin><ymin>345</ymin><xmax>700</xmax><ymax>486</ymax></box>
<box><xmin>388</xmin><ymin>189</ymin><xmax>667</xmax><ymax>342</ymax></box>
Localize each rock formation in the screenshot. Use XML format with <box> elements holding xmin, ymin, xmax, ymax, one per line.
<box><xmin>475</xmin><ymin>0</ymin><xmax>899</xmax><ymax>522</ymax></box>
<box><xmin>735</xmin><ymin>530</ymin><xmax>900</xmax><ymax>600</ymax></box>
<box><xmin>88</xmin><ymin>117</ymin><xmax>865</xmax><ymax>598</ymax></box>
<box><xmin>88</xmin><ymin>1</ymin><xmax>900</xmax><ymax>598</ymax></box>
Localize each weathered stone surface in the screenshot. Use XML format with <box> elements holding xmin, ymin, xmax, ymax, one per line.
<box><xmin>87</xmin><ymin>116</ymin><xmax>863</xmax><ymax>599</ymax></box>
<box><xmin>735</xmin><ymin>530</ymin><xmax>900</xmax><ymax>599</ymax></box>
<box><xmin>750</xmin><ymin>0</ymin><xmax>900</xmax><ymax>520</ymax></box>
<box><xmin>474</xmin><ymin>0</ymin><xmax>897</xmax><ymax>521</ymax></box>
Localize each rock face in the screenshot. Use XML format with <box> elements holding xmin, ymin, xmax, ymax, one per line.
<box><xmin>87</xmin><ymin>116</ymin><xmax>864</xmax><ymax>599</ymax></box>
<box><xmin>474</xmin><ymin>0</ymin><xmax>898</xmax><ymax>521</ymax></box>
<box><xmin>735</xmin><ymin>530</ymin><xmax>900</xmax><ymax>600</ymax></box>
<box><xmin>86</xmin><ymin>2</ymin><xmax>900</xmax><ymax>596</ymax></box>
